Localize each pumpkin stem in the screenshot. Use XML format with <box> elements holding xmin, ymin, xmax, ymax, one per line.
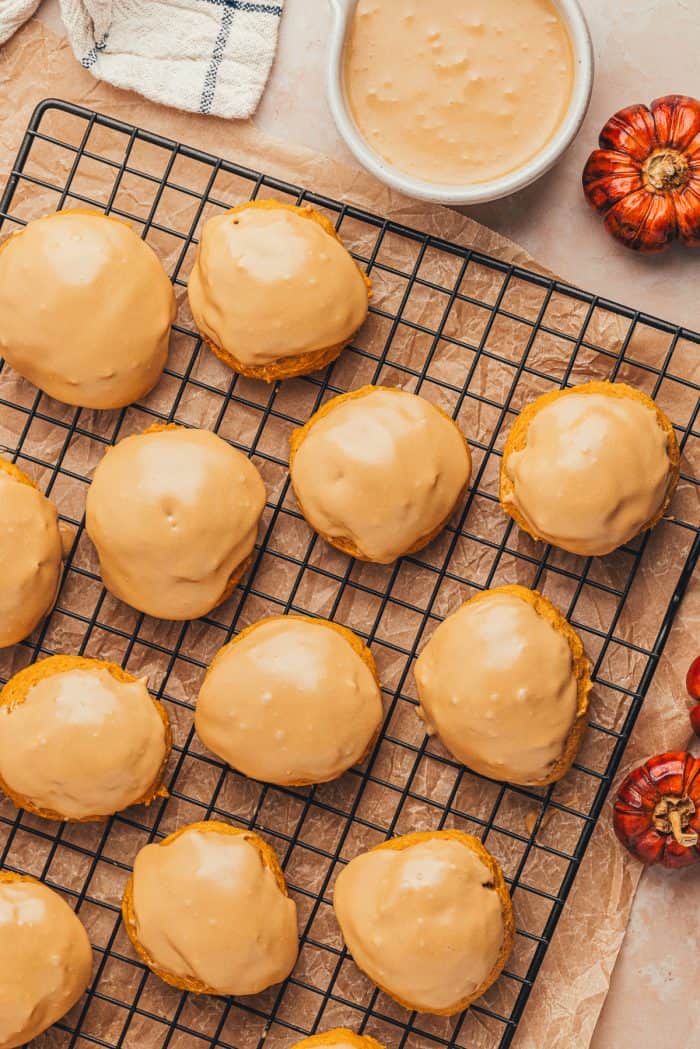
<box><xmin>653</xmin><ymin>794</ymin><xmax>698</xmax><ymax>848</ymax></box>
<box><xmin>644</xmin><ymin>149</ymin><xmax>690</xmax><ymax>192</ymax></box>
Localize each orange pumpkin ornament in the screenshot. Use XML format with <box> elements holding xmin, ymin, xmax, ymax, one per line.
<box><xmin>582</xmin><ymin>94</ymin><xmax>700</xmax><ymax>252</ymax></box>
<box><xmin>613</xmin><ymin>751</ymin><xmax>700</xmax><ymax>869</ymax></box>
<box><xmin>686</xmin><ymin>654</ymin><xmax>700</xmax><ymax>737</ymax></box>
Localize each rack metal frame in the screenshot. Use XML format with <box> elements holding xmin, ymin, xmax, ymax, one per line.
<box><xmin>1</xmin><ymin>99</ymin><xmax>698</xmax><ymax>1049</ymax></box>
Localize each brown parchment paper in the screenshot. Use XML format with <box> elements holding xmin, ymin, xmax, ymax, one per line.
<box><xmin>0</xmin><ymin>20</ymin><xmax>698</xmax><ymax>1049</ymax></box>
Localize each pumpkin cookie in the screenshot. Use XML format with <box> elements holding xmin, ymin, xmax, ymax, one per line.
<box><xmin>333</xmin><ymin>829</ymin><xmax>514</xmax><ymax>1015</ymax></box>
<box><xmin>0</xmin><ymin>655</ymin><xmax>171</xmax><ymax>821</ymax></box>
<box><xmin>122</xmin><ymin>821</ymin><xmax>298</xmax><ymax>995</ymax></box>
<box><xmin>187</xmin><ymin>200</ymin><xmax>371</xmax><ymax>381</ymax></box>
<box><xmin>86</xmin><ymin>424</ymin><xmax>266</xmax><ymax>620</ymax></box>
<box><xmin>414</xmin><ymin>585</ymin><xmax>591</xmax><ymax>786</ymax></box>
<box><xmin>290</xmin><ymin>1031</ymin><xmax>386</xmax><ymax>1049</ymax></box>
<box><xmin>0</xmin><ymin>209</ymin><xmax>175</xmax><ymax>409</ymax></box>
<box><xmin>289</xmin><ymin>386</ymin><xmax>471</xmax><ymax>563</ymax></box>
<box><xmin>0</xmin><ymin>871</ymin><xmax>92</xmax><ymax>1049</ymax></box>
<box><xmin>0</xmin><ymin>457</ymin><xmax>63</xmax><ymax>649</ymax></box>
<box><xmin>196</xmin><ymin>615</ymin><xmax>383</xmax><ymax>786</ymax></box>
<box><xmin>500</xmin><ymin>381</ymin><xmax>679</xmax><ymax>556</ymax></box>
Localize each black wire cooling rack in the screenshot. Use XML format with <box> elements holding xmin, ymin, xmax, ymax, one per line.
<box><xmin>0</xmin><ymin>99</ymin><xmax>699</xmax><ymax>1049</ymax></box>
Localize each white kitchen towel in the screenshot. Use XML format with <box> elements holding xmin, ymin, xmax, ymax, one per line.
<box><xmin>0</xmin><ymin>0</ymin><xmax>42</xmax><ymax>46</ymax></box>
<box><xmin>1</xmin><ymin>0</ymin><xmax>284</xmax><ymax>119</ymax></box>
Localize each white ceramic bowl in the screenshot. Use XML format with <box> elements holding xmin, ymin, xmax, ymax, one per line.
<box><xmin>326</xmin><ymin>0</ymin><xmax>594</xmax><ymax>206</ymax></box>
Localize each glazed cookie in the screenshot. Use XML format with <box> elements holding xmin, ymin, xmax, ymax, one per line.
<box><xmin>0</xmin><ymin>655</ymin><xmax>171</xmax><ymax>821</ymax></box>
<box><xmin>187</xmin><ymin>200</ymin><xmax>371</xmax><ymax>381</ymax></box>
<box><xmin>0</xmin><ymin>872</ymin><xmax>92</xmax><ymax>1049</ymax></box>
<box><xmin>85</xmin><ymin>425</ymin><xmax>266</xmax><ymax>620</ymax></box>
<box><xmin>122</xmin><ymin>821</ymin><xmax>298</xmax><ymax>995</ymax></box>
<box><xmin>0</xmin><ymin>457</ymin><xmax>63</xmax><ymax>649</ymax></box>
<box><xmin>290</xmin><ymin>1030</ymin><xmax>386</xmax><ymax>1049</ymax></box>
<box><xmin>333</xmin><ymin>829</ymin><xmax>514</xmax><ymax>1015</ymax></box>
<box><xmin>0</xmin><ymin>210</ymin><xmax>176</xmax><ymax>409</ymax></box>
<box><xmin>500</xmin><ymin>381</ymin><xmax>679</xmax><ymax>556</ymax></box>
<box><xmin>289</xmin><ymin>386</ymin><xmax>471</xmax><ymax>563</ymax></box>
<box><xmin>414</xmin><ymin>585</ymin><xmax>591</xmax><ymax>786</ymax></box>
<box><xmin>195</xmin><ymin>615</ymin><xmax>383</xmax><ymax>786</ymax></box>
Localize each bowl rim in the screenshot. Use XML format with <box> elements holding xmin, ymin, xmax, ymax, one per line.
<box><xmin>326</xmin><ymin>0</ymin><xmax>595</xmax><ymax>206</ymax></box>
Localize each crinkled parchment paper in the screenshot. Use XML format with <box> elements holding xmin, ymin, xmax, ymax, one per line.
<box><xmin>0</xmin><ymin>20</ymin><xmax>698</xmax><ymax>1049</ymax></box>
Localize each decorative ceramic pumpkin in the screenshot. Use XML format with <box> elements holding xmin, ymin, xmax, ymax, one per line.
<box><xmin>686</xmin><ymin>654</ymin><xmax>700</xmax><ymax>736</ymax></box>
<box><xmin>613</xmin><ymin>751</ymin><xmax>700</xmax><ymax>868</ymax></box>
<box><xmin>583</xmin><ymin>94</ymin><xmax>700</xmax><ymax>253</ymax></box>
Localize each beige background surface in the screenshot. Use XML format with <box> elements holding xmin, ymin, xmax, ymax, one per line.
<box><xmin>14</xmin><ymin>1</ymin><xmax>700</xmax><ymax>1047</ymax></box>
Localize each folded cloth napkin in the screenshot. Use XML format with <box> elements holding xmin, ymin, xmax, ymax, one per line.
<box><xmin>1</xmin><ymin>0</ymin><xmax>285</xmax><ymax>119</ymax></box>
<box><xmin>0</xmin><ymin>0</ymin><xmax>42</xmax><ymax>45</ymax></box>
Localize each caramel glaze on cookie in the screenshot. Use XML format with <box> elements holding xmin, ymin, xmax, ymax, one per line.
<box><xmin>195</xmin><ymin>614</ymin><xmax>383</xmax><ymax>786</ymax></box>
<box><xmin>0</xmin><ymin>209</ymin><xmax>175</xmax><ymax>409</ymax></box>
<box><xmin>500</xmin><ymin>381</ymin><xmax>679</xmax><ymax>556</ymax></box>
<box><xmin>0</xmin><ymin>871</ymin><xmax>92</xmax><ymax>1049</ymax></box>
<box><xmin>188</xmin><ymin>200</ymin><xmax>371</xmax><ymax>381</ymax></box>
<box><xmin>0</xmin><ymin>457</ymin><xmax>63</xmax><ymax>649</ymax></box>
<box><xmin>289</xmin><ymin>1030</ymin><xmax>387</xmax><ymax>1049</ymax></box>
<box><xmin>414</xmin><ymin>585</ymin><xmax>591</xmax><ymax>787</ymax></box>
<box><xmin>122</xmin><ymin>821</ymin><xmax>298</xmax><ymax>996</ymax></box>
<box><xmin>86</xmin><ymin>424</ymin><xmax>266</xmax><ymax>620</ymax></box>
<box><xmin>333</xmin><ymin>829</ymin><xmax>514</xmax><ymax>1015</ymax></box>
<box><xmin>0</xmin><ymin>655</ymin><xmax>171</xmax><ymax>821</ymax></box>
<box><xmin>289</xmin><ymin>386</ymin><xmax>471</xmax><ymax>563</ymax></box>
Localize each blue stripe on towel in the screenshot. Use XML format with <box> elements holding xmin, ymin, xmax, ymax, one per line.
<box><xmin>200</xmin><ymin>7</ymin><xmax>235</xmax><ymax>114</ymax></box>
<box><xmin>199</xmin><ymin>0</ymin><xmax>281</xmax><ymax>114</ymax></box>
<box><xmin>200</xmin><ymin>0</ymin><xmax>283</xmax><ymax>13</ymax></box>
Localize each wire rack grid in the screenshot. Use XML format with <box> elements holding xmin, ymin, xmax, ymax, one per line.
<box><xmin>0</xmin><ymin>99</ymin><xmax>698</xmax><ymax>1049</ymax></box>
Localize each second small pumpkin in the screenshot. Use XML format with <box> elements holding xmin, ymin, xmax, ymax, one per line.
<box><xmin>583</xmin><ymin>94</ymin><xmax>700</xmax><ymax>252</ymax></box>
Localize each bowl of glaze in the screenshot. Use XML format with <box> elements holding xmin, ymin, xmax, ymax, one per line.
<box><xmin>326</xmin><ymin>0</ymin><xmax>594</xmax><ymax>206</ymax></box>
